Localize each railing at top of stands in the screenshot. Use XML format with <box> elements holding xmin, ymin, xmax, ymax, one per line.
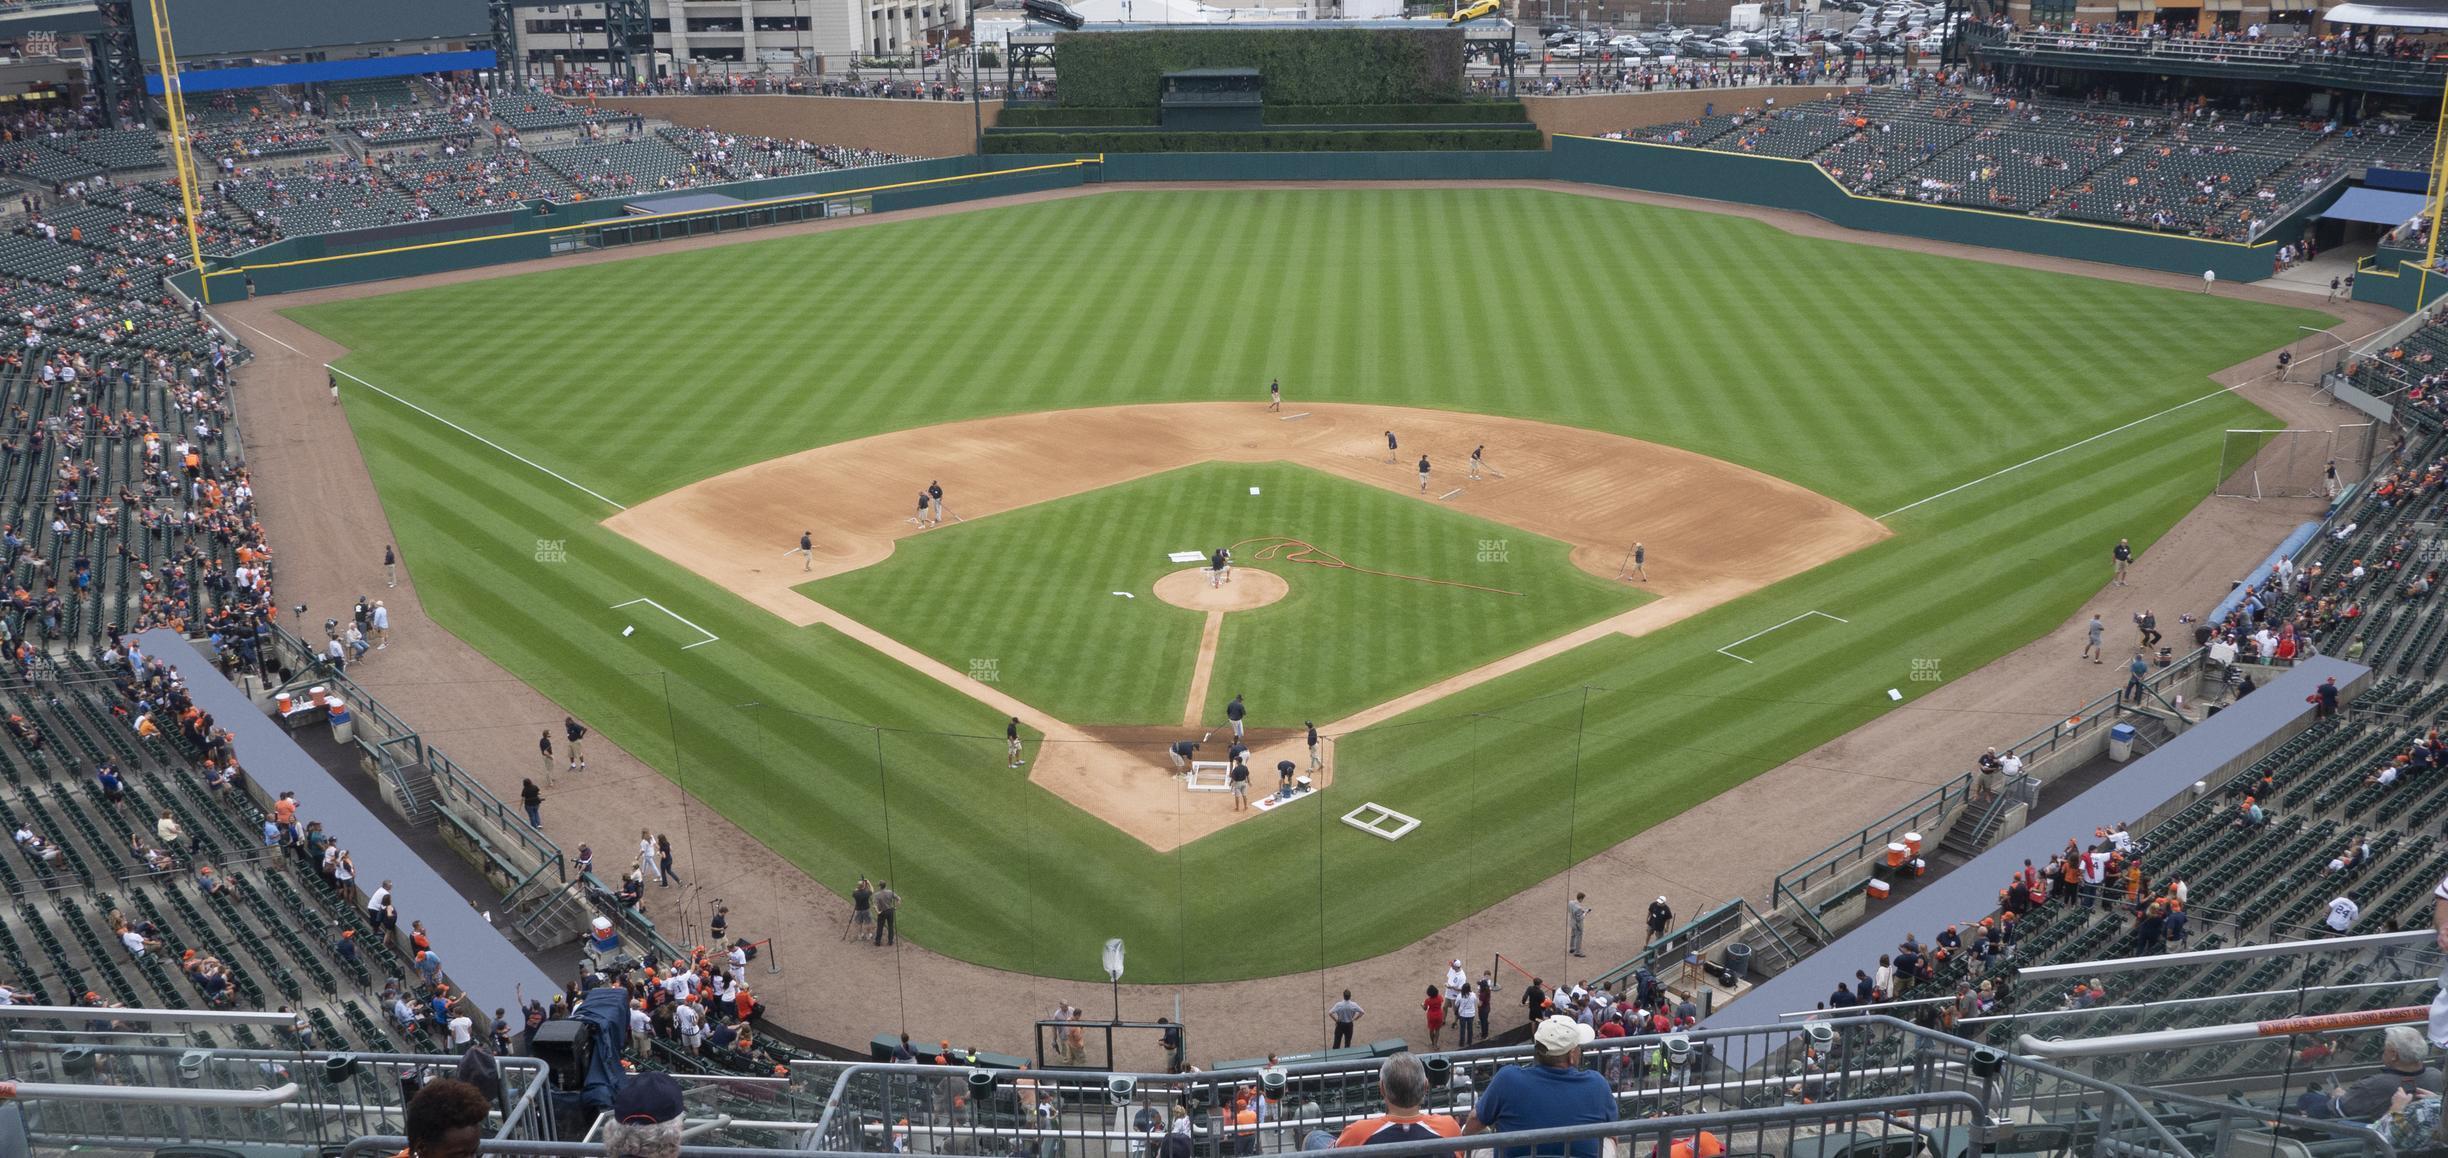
<box><xmin>795</xmin><ymin>1016</ymin><xmax>2273</xmax><ymax>1157</ymax></box>
<box><xmin>0</xmin><ymin>1028</ymin><xmax>554</xmax><ymax>1147</ymax></box>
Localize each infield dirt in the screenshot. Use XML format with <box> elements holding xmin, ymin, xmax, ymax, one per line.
<box><xmin>603</xmin><ymin>400</ymin><xmax>1890</xmax><ymax>849</ymax></box>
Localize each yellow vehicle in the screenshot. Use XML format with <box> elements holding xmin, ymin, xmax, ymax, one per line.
<box><xmin>1449</xmin><ymin>0</ymin><xmax>1499</xmax><ymax>22</ymax></box>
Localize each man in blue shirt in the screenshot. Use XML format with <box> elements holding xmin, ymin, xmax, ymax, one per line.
<box><xmin>1460</xmin><ymin>1016</ymin><xmax>1616</xmax><ymax>1158</ymax></box>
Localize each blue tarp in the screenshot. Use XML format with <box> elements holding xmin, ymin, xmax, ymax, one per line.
<box><xmin>148</xmin><ymin>50</ymin><xmax>495</xmax><ymax>95</ymax></box>
<box><xmin>2324</xmin><ymin>186</ymin><xmax>2432</xmax><ymax>226</ymax></box>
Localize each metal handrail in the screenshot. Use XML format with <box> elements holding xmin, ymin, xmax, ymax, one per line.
<box><xmin>2015</xmin><ymin>928</ymin><xmax>2432</xmax><ymax>981</ymax></box>
<box><xmin>2</xmin><ymin>1079</ymin><xmax>300</xmax><ymax>1106</ymax></box>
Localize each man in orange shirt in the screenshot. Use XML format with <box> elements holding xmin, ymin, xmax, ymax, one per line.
<box><xmin>1309</xmin><ymin>1053</ymin><xmax>1459</xmax><ymax>1152</ymax></box>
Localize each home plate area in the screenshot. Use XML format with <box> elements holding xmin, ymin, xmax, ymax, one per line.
<box><xmin>1188</xmin><ymin>760</ymin><xmax>1321</xmax><ymax>813</ymax></box>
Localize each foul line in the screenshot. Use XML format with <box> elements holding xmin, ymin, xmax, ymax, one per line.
<box><xmin>328</xmin><ymin>365</ymin><xmax>628</xmax><ymax>511</ymax></box>
<box><xmin>1875</xmin><ymin>384</ymin><xmax>2247</xmax><ymax>522</ymax></box>
<box><xmin>1717</xmin><ymin>610</ymin><xmax>1848</xmax><ymax>664</ymax></box>
<box><xmin>220</xmin><ymin>313</ymin><xmax>303</xmax><ymax>355</ymax></box>
<box><xmin>613</xmin><ymin>597</ymin><xmax>721</xmax><ymax>650</ymax></box>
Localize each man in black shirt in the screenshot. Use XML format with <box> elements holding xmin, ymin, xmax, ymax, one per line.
<box><xmin>1306</xmin><ymin>721</ymin><xmax>1322</xmax><ymax>772</ymax></box>
<box><xmin>1228</xmin><ymin>760</ymin><xmax>1249</xmax><ymax>811</ymax></box>
<box><xmin>1007</xmin><ymin>716</ymin><xmax>1025</xmax><ymax>768</ymax></box>
<box><xmin>564</xmin><ymin>717</ymin><xmax>587</xmax><ymax>772</ymax></box>
<box><xmin>1519</xmin><ymin>976</ymin><xmax>1547</xmax><ymax>1023</ymax></box>
<box><xmin>1168</xmin><ymin>739</ymin><xmax>1199</xmax><ymax>773</ymax></box>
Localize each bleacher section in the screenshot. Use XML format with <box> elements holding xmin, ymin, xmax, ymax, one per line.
<box><xmin>1619</xmin><ymin>87</ymin><xmax>2436</xmax><ymax>240</ymax></box>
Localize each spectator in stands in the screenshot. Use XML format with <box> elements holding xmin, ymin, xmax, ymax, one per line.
<box><xmin>2233</xmin><ymin>796</ymin><xmax>2268</xmax><ymax>829</ymax></box>
<box><xmin>604</xmin><ymin>1071</ymin><xmax>685</xmax><ymax>1158</ymax></box>
<box><xmin>1304</xmin><ymin>1052</ymin><xmax>1459</xmax><ymax>1150</ymax></box>
<box><xmin>2301</xmin><ymin>1026</ymin><xmax>2447</xmax><ymax>1120</ymax></box>
<box><xmin>397</xmin><ymin>1076</ymin><xmax>491</xmax><ymax>1158</ymax></box>
<box><xmin>2325</xmin><ymin>894</ymin><xmax>2362</xmax><ymax>935</ymax></box>
<box><xmin>155</xmin><ymin>808</ymin><xmax>180</xmax><ymax>849</ymax></box>
<box><xmin>1461</xmin><ymin>1016</ymin><xmax>1615</xmax><ymax>1155</ymax></box>
<box><xmin>95</xmin><ymin>761</ymin><xmax>122</xmax><ymax>804</ymax></box>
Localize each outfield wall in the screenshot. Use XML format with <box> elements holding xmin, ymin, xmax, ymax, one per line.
<box><xmin>194</xmin><ymin>143</ymin><xmax>2387</xmax><ymax>304</ymax></box>
<box><xmin>1550</xmin><ymin>134</ymin><xmax>2285</xmax><ymax>281</ymax></box>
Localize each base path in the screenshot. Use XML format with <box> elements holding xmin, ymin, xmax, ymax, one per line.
<box><xmin>604</xmin><ymin>400</ymin><xmax>1889</xmax><ymax>848</ymax></box>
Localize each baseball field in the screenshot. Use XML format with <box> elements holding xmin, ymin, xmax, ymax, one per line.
<box><xmin>285</xmin><ymin>185</ymin><xmax>2328</xmax><ymax>983</ymax></box>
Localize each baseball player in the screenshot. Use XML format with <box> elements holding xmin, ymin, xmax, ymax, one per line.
<box><xmin>1384</xmin><ymin>430</ymin><xmax>1398</xmax><ymax>464</ymax></box>
<box><xmin>1418</xmin><ymin>454</ymin><xmax>1432</xmax><ymax>493</ymax></box>
<box><xmin>1209</xmin><ymin>546</ymin><xmax>1231</xmax><ymax>589</ymax></box>
<box><xmin>1168</xmin><ymin>738</ymin><xmax>1200</xmax><ymax>773</ymax></box>
<box><xmin>1007</xmin><ymin>716</ymin><xmax>1025</xmax><ymax>768</ymax></box>
<box><xmin>798</xmin><ymin>531</ymin><xmax>814</xmax><ymax>572</ymax></box>
<box><xmin>1468</xmin><ymin>444</ymin><xmax>1484</xmax><ymax>480</ymax></box>
<box><xmin>1268</xmin><ymin>379</ymin><xmax>1281</xmax><ymax>412</ymax></box>
<box><xmin>928</xmin><ymin>480</ymin><xmax>948</xmax><ymax>525</ymax></box>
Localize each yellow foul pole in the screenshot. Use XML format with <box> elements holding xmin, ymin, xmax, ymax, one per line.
<box><xmin>2418</xmin><ymin>70</ymin><xmax>2448</xmax><ymax>311</ymax></box>
<box><xmin>147</xmin><ymin>0</ymin><xmax>213</xmax><ymax>304</ymax></box>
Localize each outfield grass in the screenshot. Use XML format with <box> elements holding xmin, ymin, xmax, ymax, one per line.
<box><xmin>288</xmin><ymin>187</ymin><xmax>2330</xmax><ymax>982</ymax></box>
<box><xmin>805</xmin><ymin>461</ymin><xmax>1644</xmax><ymax>725</ymax></box>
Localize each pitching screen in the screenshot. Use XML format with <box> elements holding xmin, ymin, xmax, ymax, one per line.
<box><xmin>135</xmin><ymin>0</ymin><xmax>492</xmax><ymax>60</ymax></box>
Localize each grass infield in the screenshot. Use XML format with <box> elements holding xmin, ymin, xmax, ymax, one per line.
<box><xmin>288</xmin><ymin>187</ymin><xmax>2329</xmax><ymax>982</ymax></box>
<box><xmin>804</xmin><ymin>461</ymin><xmax>1646</xmax><ymax>725</ymax></box>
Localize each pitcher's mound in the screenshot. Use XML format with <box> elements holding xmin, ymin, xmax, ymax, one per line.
<box><xmin>1154</xmin><ymin>567</ymin><xmax>1288</xmax><ymax>611</ymax></box>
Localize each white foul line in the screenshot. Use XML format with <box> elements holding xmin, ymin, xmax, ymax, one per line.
<box><xmin>328</xmin><ymin>365</ymin><xmax>627</xmax><ymax>511</ymax></box>
<box><xmin>612</xmin><ymin>597</ymin><xmax>721</xmax><ymax>649</ymax></box>
<box><xmin>221</xmin><ymin>314</ymin><xmax>303</xmax><ymax>355</ymax></box>
<box><xmin>1876</xmin><ymin>384</ymin><xmax>2247</xmax><ymax>522</ymax></box>
<box><xmin>1717</xmin><ymin>610</ymin><xmax>1848</xmax><ymax>664</ymax></box>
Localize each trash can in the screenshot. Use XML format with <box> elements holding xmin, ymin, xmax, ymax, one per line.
<box><xmin>1723</xmin><ymin>942</ymin><xmax>1753</xmax><ymax>980</ymax></box>
<box><xmin>2107</xmin><ymin>722</ymin><xmax>2136</xmax><ymax>763</ymax></box>
<box><xmin>326</xmin><ymin>698</ymin><xmax>354</xmax><ymax>744</ymax></box>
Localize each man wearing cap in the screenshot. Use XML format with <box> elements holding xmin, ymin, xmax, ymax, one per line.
<box><xmin>1460</xmin><ymin>1016</ymin><xmax>1615</xmax><ymax>1155</ymax></box>
<box><xmin>1444</xmin><ymin>960</ymin><xmax>1468</xmax><ymax>1007</ymax></box>
<box><xmin>605</xmin><ymin>1071</ymin><xmax>685</xmax><ymax>1158</ymax></box>
<box><xmin>1645</xmin><ymin>897</ymin><xmax>1673</xmax><ymax>945</ymax></box>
